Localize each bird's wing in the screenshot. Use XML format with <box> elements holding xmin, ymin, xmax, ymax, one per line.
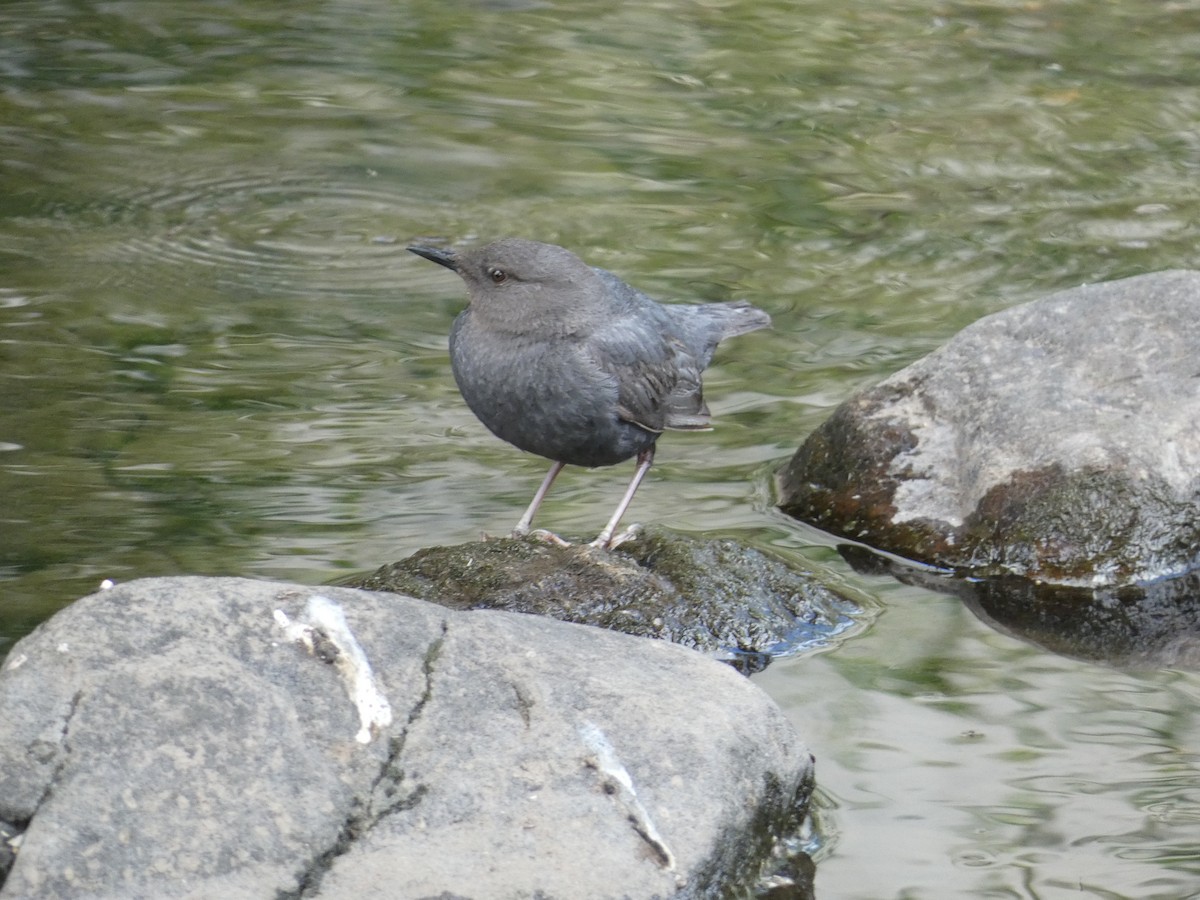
<box><xmin>583</xmin><ymin>317</ymin><xmax>711</xmax><ymax>434</ymax></box>
<box><xmin>586</xmin><ymin>268</ymin><xmax>716</xmax><ymax>431</ymax></box>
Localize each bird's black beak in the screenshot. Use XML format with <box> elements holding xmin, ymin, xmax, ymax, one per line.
<box><xmin>407</xmin><ymin>245</ymin><xmax>459</xmax><ymax>272</ymax></box>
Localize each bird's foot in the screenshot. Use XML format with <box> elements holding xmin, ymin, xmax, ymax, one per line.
<box><xmin>609</xmin><ymin>523</ymin><xmax>642</xmax><ymax>548</ymax></box>
<box><xmin>521</xmin><ymin>528</ymin><xmax>573</xmax><ymax>548</ymax></box>
<box><xmin>589</xmin><ymin>523</ymin><xmax>642</xmax><ymax>550</ymax></box>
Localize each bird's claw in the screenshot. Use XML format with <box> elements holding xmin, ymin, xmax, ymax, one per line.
<box><xmin>588</xmin><ymin>523</ymin><xmax>642</xmax><ymax>550</ymax></box>
<box><xmin>523</xmin><ymin>529</ymin><xmax>573</xmax><ymax>548</ymax></box>
<box><xmin>608</xmin><ymin>524</ymin><xmax>642</xmax><ymax>548</ymax></box>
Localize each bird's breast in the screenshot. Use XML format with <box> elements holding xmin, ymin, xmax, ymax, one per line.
<box><xmin>448</xmin><ymin>314</ymin><xmax>653</xmax><ymax>467</ymax></box>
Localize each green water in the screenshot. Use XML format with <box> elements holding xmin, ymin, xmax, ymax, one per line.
<box><xmin>3</xmin><ymin>1</ymin><xmax>1200</xmax><ymax>895</ymax></box>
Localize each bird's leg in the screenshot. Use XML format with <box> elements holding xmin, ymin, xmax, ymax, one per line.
<box><xmin>591</xmin><ymin>446</ymin><xmax>655</xmax><ymax>549</ymax></box>
<box><xmin>512</xmin><ymin>460</ymin><xmax>566</xmax><ymax>538</ymax></box>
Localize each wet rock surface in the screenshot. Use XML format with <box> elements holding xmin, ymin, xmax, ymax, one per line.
<box><xmin>779</xmin><ymin>270</ymin><xmax>1200</xmax><ymax>589</ymax></box>
<box><xmin>0</xmin><ymin>577</ymin><xmax>814</xmax><ymax>899</ymax></box>
<box><xmin>344</xmin><ymin>526</ymin><xmax>860</xmax><ymax>664</ymax></box>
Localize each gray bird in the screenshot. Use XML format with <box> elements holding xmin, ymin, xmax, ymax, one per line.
<box><xmin>408</xmin><ymin>238</ymin><xmax>771</xmax><ymax>548</ymax></box>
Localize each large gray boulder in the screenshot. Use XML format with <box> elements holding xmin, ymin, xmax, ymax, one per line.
<box><xmin>779</xmin><ymin>270</ymin><xmax>1200</xmax><ymax>588</ymax></box>
<box><xmin>0</xmin><ymin>577</ymin><xmax>813</xmax><ymax>899</ymax></box>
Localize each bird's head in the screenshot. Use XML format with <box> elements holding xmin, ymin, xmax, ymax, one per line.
<box><xmin>409</xmin><ymin>238</ymin><xmax>606</xmax><ymax>333</ymax></box>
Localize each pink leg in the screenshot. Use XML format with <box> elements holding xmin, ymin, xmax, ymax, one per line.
<box><xmin>512</xmin><ymin>460</ymin><xmax>566</xmax><ymax>537</ymax></box>
<box><xmin>591</xmin><ymin>447</ymin><xmax>655</xmax><ymax>549</ymax></box>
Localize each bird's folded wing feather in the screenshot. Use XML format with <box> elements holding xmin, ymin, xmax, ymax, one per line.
<box><xmin>584</xmin><ymin>320</ymin><xmax>711</xmax><ymax>433</ymax></box>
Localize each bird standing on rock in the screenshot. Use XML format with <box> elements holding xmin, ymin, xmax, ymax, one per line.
<box><xmin>408</xmin><ymin>238</ymin><xmax>771</xmax><ymax>548</ymax></box>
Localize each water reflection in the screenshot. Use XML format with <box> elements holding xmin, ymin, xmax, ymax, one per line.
<box><xmin>758</xmin><ymin>578</ymin><xmax>1200</xmax><ymax>898</ymax></box>
<box><xmin>840</xmin><ymin>544</ymin><xmax>1200</xmax><ymax>669</ymax></box>
<box><xmin>967</xmin><ymin>575</ymin><xmax>1200</xmax><ymax>670</ymax></box>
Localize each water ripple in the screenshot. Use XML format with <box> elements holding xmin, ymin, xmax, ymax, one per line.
<box><xmin>44</xmin><ymin>170</ymin><xmax>424</xmax><ymax>299</ymax></box>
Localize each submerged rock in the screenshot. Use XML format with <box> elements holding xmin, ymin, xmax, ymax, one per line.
<box><xmin>779</xmin><ymin>270</ymin><xmax>1200</xmax><ymax>589</ymax></box>
<box><xmin>344</xmin><ymin>526</ymin><xmax>860</xmax><ymax>664</ymax></box>
<box><xmin>0</xmin><ymin>577</ymin><xmax>814</xmax><ymax>899</ymax></box>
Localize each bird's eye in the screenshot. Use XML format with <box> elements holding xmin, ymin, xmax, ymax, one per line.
<box><xmin>488</xmin><ymin>267</ymin><xmax>507</xmax><ymax>284</ymax></box>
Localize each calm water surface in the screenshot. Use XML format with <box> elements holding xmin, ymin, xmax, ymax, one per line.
<box><xmin>3</xmin><ymin>1</ymin><xmax>1200</xmax><ymax>896</ymax></box>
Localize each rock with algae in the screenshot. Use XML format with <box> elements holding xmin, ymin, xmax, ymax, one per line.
<box><xmin>344</xmin><ymin>526</ymin><xmax>858</xmax><ymax>662</ymax></box>
<box><xmin>779</xmin><ymin>270</ymin><xmax>1200</xmax><ymax>589</ymax></box>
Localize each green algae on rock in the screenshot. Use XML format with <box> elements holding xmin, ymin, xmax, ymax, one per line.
<box><xmin>343</xmin><ymin>526</ymin><xmax>859</xmax><ymax>660</ymax></box>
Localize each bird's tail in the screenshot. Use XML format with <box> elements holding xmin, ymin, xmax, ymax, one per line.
<box><xmin>708</xmin><ymin>300</ymin><xmax>772</xmax><ymax>340</ymax></box>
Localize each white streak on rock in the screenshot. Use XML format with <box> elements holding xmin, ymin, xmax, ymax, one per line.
<box><xmin>274</xmin><ymin>596</ymin><xmax>393</xmax><ymax>744</ymax></box>
<box><xmin>579</xmin><ymin>720</ymin><xmax>676</xmax><ymax>871</ymax></box>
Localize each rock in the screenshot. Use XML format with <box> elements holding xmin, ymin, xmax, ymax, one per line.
<box><xmin>0</xmin><ymin>823</ymin><xmax>15</xmax><ymax>887</ymax></box>
<box><xmin>345</xmin><ymin>526</ymin><xmax>861</xmax><ymax>667</ymax></box>
<box><xmin>778</xmin><ymin>270</ymin><xmax>1200</xmax><ymax>588</ymax></box>
<box><xmin>0</xmin><ymin>577</ymin><xmax>813</xmax><ymax>899</ymax></box>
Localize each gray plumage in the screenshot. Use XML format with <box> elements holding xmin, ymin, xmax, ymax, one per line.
<box><xmin>408</xmin><ymin>238</ymin><xmax>770</xmax><ymax>546</ymax></box>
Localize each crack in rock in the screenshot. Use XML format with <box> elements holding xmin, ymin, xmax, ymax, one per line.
<box><xmin>33</xmin><ymin>689</ymin><xmax>84</xmax><ymax>818</ymax></box>
<box><xmin>364</xmin><ymin>619</ymin><xmax>444</xmax><ymax>821</ymax></box>
<box><xmin>282</xmin><ymin>619</ymin><xmax>446</xmax><ymax>899</ymax></box>
<box><xmin>0</xmin><ymin>689</ymin><xmax>85</xmax><ymax>890</ymax></box>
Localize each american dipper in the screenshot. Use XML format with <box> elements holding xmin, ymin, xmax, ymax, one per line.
<box><xmin>408</xmin><ymin>238</ymin><xmax>771</xmax><ymax>548</ymax></box>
